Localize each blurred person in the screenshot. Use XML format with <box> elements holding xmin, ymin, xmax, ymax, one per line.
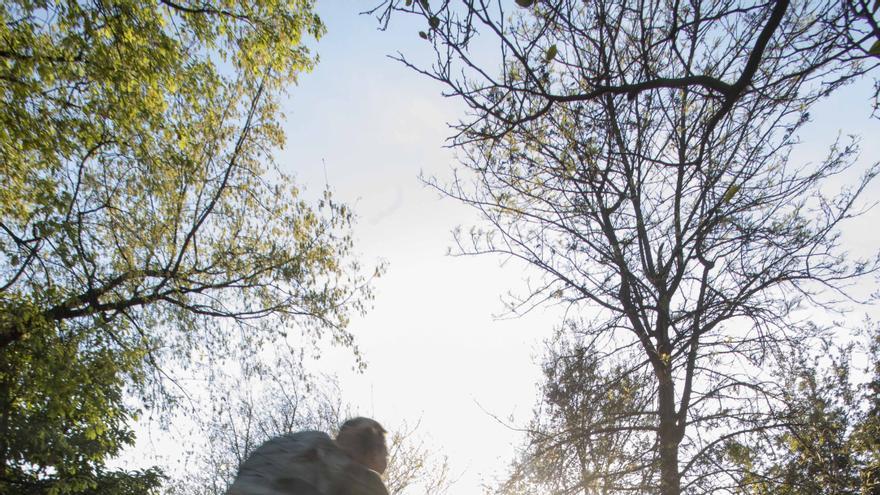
<box><xmin>226</xmin><ymin>417</ymin><xmax>389</xmax><ymax>495</ymax></box>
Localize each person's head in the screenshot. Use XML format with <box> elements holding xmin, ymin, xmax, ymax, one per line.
<box><xmin>335</xmin><ymin>417</ymin><xmax>389</xmax><ymax>474</ymax></box>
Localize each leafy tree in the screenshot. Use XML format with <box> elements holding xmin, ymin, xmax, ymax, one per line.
<box><xmin>726</xmin><ymin>323</ymin><xmax>880</xmax><ymax>495</ymax></box>
<box><xmin>852</xmin><ymin>328</ymin><xmax>880</xmax><ymax>493</ymax></box>
<box><xmin>505</xmin><ymin>323</ymin><xmax>880</xmax><ymax>495</ymax></box>
<box><xmin>756</xmin><ymin>344</ymin><xmax>862</xmax><ymax>494</ymax></box>
<box><xmin>74</xmin><ymin>468</ymin><xmax>165</xmax><ymax>495</ymax></box>
<box><xmin>1</xmin><ymin>0</ymin><xmax>375</xmax><ymax>492</ymax></box>
<box><xmin>373</xmin><ymin>1</ymin><xmax>880</xmax><ymax>494</ymax></box>
<box><xmin>497</xmin><ymin>331</ymin><xmax>656</xmax><ymax>495</ymax></box>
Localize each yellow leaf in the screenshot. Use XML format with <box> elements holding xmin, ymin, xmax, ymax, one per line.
<box><xmin>722</xmin><ymin>184</ymin><xmax>740</xmax><ymax>203</ymax></box>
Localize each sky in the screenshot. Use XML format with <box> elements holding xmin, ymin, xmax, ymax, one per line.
<box><xmin>277</xmin><ymin>5</ymin><xmax>563</xmax><ymax>491</ymax></box>
<box><xmin>277</xmin><ymin>4</ymin><xmax>880</xmax><ymax>491</ymax></box>
<box><xmin>126</xmin><ymin>3</ymin><xmax>880</xmax><ymax>494</ymax></box>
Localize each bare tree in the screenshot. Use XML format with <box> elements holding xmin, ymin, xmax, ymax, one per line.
<box><xmin>167</xmin><ymin>352</ymin><xmax>343</xmax><ymax>495</ymax></box>
<box><xmin>371</xmin><ymin>1</ymin><xmax>880</xmax><ymax>494</ymax></box>
<box><xmin>169</xmin><ymin>354</ymin><xmax>452</xmax><ymax>495</ymax></box>
<box><xmin>384</xmin><ymin>421</ymin><xmax>452</xmax><ymax>495</ymax></box>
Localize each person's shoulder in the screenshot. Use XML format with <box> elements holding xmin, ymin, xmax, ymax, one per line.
<box><xmin>252</xmin><ymin>431</ymin><xmax>334</xmax><ymax>456</ymax></box>
<box><xmin>227</xmin><ymin>430</ymin><xmax>338</xmax><ymax>495</ymax></box>
<box><xmin>279</xmin><ymin>430</ymin><xmax>334</xmax><ymax>446</ymax></box>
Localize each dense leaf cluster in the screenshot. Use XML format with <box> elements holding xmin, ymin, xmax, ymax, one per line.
<box><xmin>0</xmin><ymin>0</ymin><xmax>373</xmax><ymax>492</ymax></box>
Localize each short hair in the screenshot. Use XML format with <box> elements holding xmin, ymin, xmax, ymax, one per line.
<box><xmin>336</xmin><ymin>417</ymin><xmax>387</xmax><ymax>458</ymax></box>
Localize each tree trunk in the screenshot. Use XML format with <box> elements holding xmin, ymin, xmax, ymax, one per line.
<box><xmin>657</xmin><ymin>372</ymin><xmax>681</xmax><ymax>495</ymax></box>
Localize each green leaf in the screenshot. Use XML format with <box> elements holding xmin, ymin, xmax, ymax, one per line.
<box><xmin>0</xmin><ymin>0</ymin><xmax>372</xmax><ymax>491</ymax></box>
<box><xmin>419</xmin><ymin>30</ymin><xmax>428</xmax><ymax>39</ymax></box>
<box><xmin>429</xmin><ymin>16</ymin><xmax>440</xmax><ymax>29</ymax></box>
<box><xmin>723</xmin><ymin>184</ymin><xmax>741</xmax><ymax>203</ymax></box>
<box><xmin>516</xmin><ymin>0</ymin><xmax>536</xmax><ymax>6</ymax></box>
<box><xmin>869</xmin><ymin>40</ymin><xmax>880</xmax><ymax>56</ymax></box>
<box><xmin>545</xmin><ymin>44</ymin><xmax>558</xmax><ymax>62</ymax></box>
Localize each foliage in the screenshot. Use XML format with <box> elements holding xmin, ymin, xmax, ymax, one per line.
<box><xmin>728</xmin><ymin>323</ymin><xmax>880</xmax><ymax>495</ymax></box>
<box><xmin>75</xmin><ymin>468</ymin><xmax>165</xmax><ymax>495</ymax></box>
<box><xmin>0</xmin><ymin>0</ymin><xmax>375</xmax><ymax>492</ymax></box>
<box><xmin>0</xmin><ymin>305</ymin><xmax>160</xmax><ymax>494</ymax></box>
<box><xmin>498</xmin><ymin>331</ymin><xmax>656</xmax><ymax>495</ymax></box>
<box><xmin>853</xmin><ymin>329</ymin><xmax>880</xmax><ymax>493</ymax></box>
<box><xmin>506</xmin><ymin>323</ymin><xmax>880</xmax><ymax>495</ymax></box>
<box><xmin>374</xmin><ymin>1</ymin><xmax>880</xmax><ymax>494</ymax></box>
<box><xmin>9</xmin><ymin>465</ymin><xmax>166</xmax><ymax>495</ymax></box>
